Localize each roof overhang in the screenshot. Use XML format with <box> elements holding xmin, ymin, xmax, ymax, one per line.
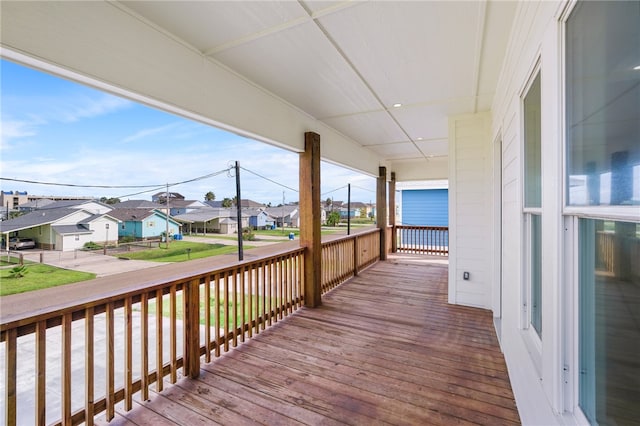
<box><xmin>0</xmin><ymin>1</ymin><xmax>517</xmax><ymax>181</ymax></box>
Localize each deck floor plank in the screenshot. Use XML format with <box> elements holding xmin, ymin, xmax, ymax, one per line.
<box><xmin>112</xmin><ymin>256</ymin><xmax>520</xmax><ymax>425</ymax></box>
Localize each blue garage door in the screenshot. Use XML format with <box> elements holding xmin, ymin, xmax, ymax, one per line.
<box><xmin>402</xmin><ymin>189</ymin><xmax>448</xmax><ymax>226</ymax></box>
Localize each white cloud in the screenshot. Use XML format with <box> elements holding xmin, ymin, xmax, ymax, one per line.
<box><xmin>121</xmin><ymin>122</ymin><xmax>182</xmax><ymax>143</ymax></box>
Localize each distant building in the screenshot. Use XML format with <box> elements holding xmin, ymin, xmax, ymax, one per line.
<box><xmin>152</xmin><ymin>192</ymin><xmax>185</xmax><ymax>204</ymax></box>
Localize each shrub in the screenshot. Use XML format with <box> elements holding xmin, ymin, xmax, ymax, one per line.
<box><xmin>84</xmin><ymin>241</ymin><xmax>102</xmax><ymax>250</ymax></box>
<box><xmin>9</xmin><ymin>265</ymin><xmax>28</xmax><ymax>279</ymax></box>
<box><xmin>242</xmin><ymin>227</ymin><xmax>256</xmax><ymax>241</ymax></box>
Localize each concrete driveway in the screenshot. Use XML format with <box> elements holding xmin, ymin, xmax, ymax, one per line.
<box><xmin>20</xmin><ymin>250</ymin><xmax>161</xmax><ymax>277</ymax></box>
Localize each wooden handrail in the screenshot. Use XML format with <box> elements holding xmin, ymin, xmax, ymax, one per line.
<box><xmin>1</xmin><ymin>231</ymin><xmax>382</xmax><ymax>426</ymax></box>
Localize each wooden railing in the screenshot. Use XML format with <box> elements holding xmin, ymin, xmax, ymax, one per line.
<box><xmin>321</xmin><ymin>228</ymin><xmax>380</xmax><ymax>293</ymax></box>
<box><xmin>1</xmin><ymin>231</ymin><xmax>382</xmax><ymax>426</ymax></box>
<box><xmin>394</xmin><ymin>225</ymin><xmax>449</xmax><ymax>255</ymax></box>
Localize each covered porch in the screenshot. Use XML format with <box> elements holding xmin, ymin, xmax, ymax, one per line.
<box><xmin>97</xmin><ymin>254</ymin><xmax>518</xmax><ymax>425</ymax></box>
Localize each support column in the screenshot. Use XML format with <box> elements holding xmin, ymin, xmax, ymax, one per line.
<box><xmin>300</xmin><ymin>132</ymin><xmax>322</xmax><ymax>307</ymax></box>
<box><xmin>377</xmin><ymin>166</ymin><xmax>388</xmax><ymax>260</ymax></box>
<box><xmin>183</xmin><ymin>279</ymin><xmax>200</xmax><ymax>378</ymax></box>
<box><xmin>389</xmin><ymin>172</ymin><xmax>397</xmax><ymax>253</ymax></box>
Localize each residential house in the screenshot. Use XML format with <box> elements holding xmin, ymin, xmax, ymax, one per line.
<box><xmin>168</xmin><ymin>200</ymin><xmax>208</xmax><ymax>216</ymax></box>
<box><xmin>108</xmin><ymin>208</ymin><xmax>181</xmax><ymax>240</ymax></box>
<box><xmin>0</xmin><ymin>208</ymin><xmax>120</xmax><ymax>251</ymax></box>
<box><xmin>3</xmin><ymin>1</ymin><xmax>639</xmax><ymax>425</ymax></box>
<box><xmin>152</xmin><ymin>191</ymin><xmax>185</xmax><ymax>204</ymax></box>
<box><xmin>174</xmin><ymin>208</ymin><xmax>249</xmax><ymax>235</ymax></box>
<box><xmin>396</xmin><ymin>181</ymin><xmax>449</xmax><ymax>227</ymax></box>
<box><xmin>244</xmin><ymin>208</ymin><xmax>275</xmax><ymax>230</ymax></box>
<box><xmin>264</xmin><ymin>206</ymin><xmax>298</xmax><ymax>228</ymax></box>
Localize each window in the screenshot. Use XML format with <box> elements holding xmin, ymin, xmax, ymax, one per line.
<box><xmin>566</xmin><ymin>2</ymin><xmax>640</xmax><ymax>423</ymax></box>
<box><xmin>566</xmin><ymin>1</ymin><xmax>640</xmax><ymax>207</ymax></box>
<box><xmin>523</xmin><ymin>71</ymin><xmax>542</xmax><ymax>338</ymax></box>
<box><xmin>578</xmin><ymin>219</ymin><xmax>639</xmax><ymax>424</ymax></box>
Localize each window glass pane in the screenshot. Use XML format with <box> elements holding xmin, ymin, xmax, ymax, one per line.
<box><xmin>524</xmin><ymin>73</ymin><xmax>542</xmax><ymax>208</ymax></box>
<box><xmin>530</xmin><ymin>214</ymin><xmax>542</xmax><ymax>336</ymax></box>
<box><xmin>566</xmin><ymin>1</ymin><xmax>640</xmax><ymax>206</ymax></box>
<box><xmin>579</xmin><ymin>219</ymin><xmax>640</xmax><ymax>424</ymax></box>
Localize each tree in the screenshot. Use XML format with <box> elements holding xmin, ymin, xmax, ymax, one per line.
<box><xmin>99</xmin><ymin>197</ymin><xmax>121</xmax><ymax>205</ymax></box>
<box><xmin>204</xmin><ymin>191</ymin><xmax>215</xmax><ymax>201</ymax></box>
<box><xmin>325</xmin><ymin>197</ymin><xmax>332</xmax><ymax>207</ymax></box>
<box><xmin>221</xmin><ymin>197</ymin><xmax>233</xmax><ymax>207</ymax></box>
<box><xmin>327</xmin><ymin>211</ymin><xmax>340</xmax><ymax>227</ymax></box>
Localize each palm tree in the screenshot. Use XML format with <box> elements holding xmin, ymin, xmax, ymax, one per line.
<box><xmin>204</xmin><ymin>191</ymin><xmax>215</xmax><ymax>201</ymax></box>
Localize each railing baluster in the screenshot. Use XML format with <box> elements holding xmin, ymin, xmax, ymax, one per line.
<box><xmin>240</xmin><ymin>267</ymin><xmax>246</xmax><ymax>343</ymax></box>
<box><xmin>124</xmin><ymin>297</ymin><xmax>133</xmax><ymax>411</ymax></box>
<box><xmin>85</xmin><ymin>307</ymin><xmax>95</xmax><ymax>426</ymax></box>
<box><xmin>155</xmin><ymin>289</ymin><xmax>163</xmax><ymax>392</ymax></box>
<box><xmin>36</xmin><ymin>320</ymin><xmax>46</xmax><ymax>426</ymax></box>
<box><xmin>214</xmin><ymin>273</ymin><xmax>221</xmax><ymax>357</ymax></box>
<box><xmin>170</xmin><ymin>285</ymin><xmax>177</xmax><ymax>383</ymax></box>
<box><xmin>105</xmin><ymin>302</ymin><xmax>115</xmax><ymax>421</ymax></box>
<box><xmin>204</xmin><ymin>276</ymin><xmax>211</xmax><ymax>362</ymax></box>
<box><xmin>232</xmin><ymin>271</ymin><xmax>238</xmax><ymax>347</ymax></box>
<box><xmin>5</xmin><ymin>328</ymin><xmax>17</xmax><ymax>426</ymax></box>
<box><xmin>248</xmin><ymin>267</ymin><xmax>254</xmax><ymax>338</ymax></box>
<box><xmin>140</xmin><ymin>292</ymin><xmax>149</xmax><ymax>402</ymax></box>
<box><xmin>224</xmin><ymin>271</ymin><xmax>229</xmax><ymax>352</ymax></box>
<box><xmin>62</xmin><ymin>313</ymin><xmax>72</xmax><ymax>425</ymax></box>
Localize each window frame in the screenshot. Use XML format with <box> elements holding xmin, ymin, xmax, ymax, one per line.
<box><xmin>560</xmin><ymin>0</ymin><xmax>640</xmax><ymax>421</ymax></box>
<box><xmin>520</xmin><ymin>60</ymin><xmax>544</xmax><ymax>370</ymax></box>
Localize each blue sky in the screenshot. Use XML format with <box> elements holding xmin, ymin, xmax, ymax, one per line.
<box><xmin>1</xmin><ymin>59</ymin><xmax>376</xmax><ymax>205</ymax></box>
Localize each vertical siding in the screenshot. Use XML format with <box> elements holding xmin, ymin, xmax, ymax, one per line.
<box><xmin>401</xmin><ymin>189</ymin><xmax>449</xmax><ymax>227</ymax></box>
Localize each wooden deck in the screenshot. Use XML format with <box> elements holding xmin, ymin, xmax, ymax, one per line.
<box><xmin>99</xmin><ymin>255</ymin><xmax>520</xmax><ymax>425</ymax></box>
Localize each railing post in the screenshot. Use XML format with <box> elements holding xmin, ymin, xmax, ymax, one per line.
<box><xmin>353</xmin><ymin>235</ymin><xmax>359</xmax><ymax>276</ymax></box>
<box><xmin>183</xmin><ymin>278</ymin><xmax>200</xmax><ymax>378</ymax></box>
<box><xmin>300</xmin><ymin>132</ymin><xmax>322</xmax><ymax>307</ymax></box>
<box><xmin>377</xmin><ymin>166</ymin><xmax>388</xmax><ymax>261</ymax></box>
<box><xmin>389</xmin><ymin>172</ymin><xmax>397</xmax><ymax>253</ymax></box>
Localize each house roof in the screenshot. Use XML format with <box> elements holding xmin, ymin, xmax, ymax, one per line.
<box><xmin>264</xmin><ymin>206</ymin><xmax>298</xmax><ymax>218</ymax></box>
<box><xmin>17</xmin><ymin>199</ymin><xmax>56</xmax><ymax>209</ymax></box>
<box><xmin>52</xmin><ymin>224</ymin><xmax>93</xmax><ymax>235</ymax></box>
<box><xmin>170</xmin><ymin>200</ymin><xmax>206</xmax><ymax>208</ymax></box>
<box><xmin>108</xmin><ymin>208</ymin><xmax>179</xmax><ymax>225</ymax></box>
<box><xmin>238</xmin><ymin>199</ymin><xmax>265</xmax><ymax>208</ymax></box>
<box><xmin>0</xmin><ymin>208</ymin><xmax>84</xmax><ymax>233</ymax></box>
<box><xmin>38</xmin><ymin>199</ymin><xmax>111</xmax><ymax>211</ymax></box>
<box><xmin>173</xmin><ymin>207</ymin><xmax>249</xmax><ymax>223</ymax></box>
<box><xmin>112</xmin><ymin>200</ymin><xmax>164</xmax><ymax>209</ymax></box>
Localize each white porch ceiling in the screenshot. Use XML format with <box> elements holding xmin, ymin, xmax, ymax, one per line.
<box><xmin>1</xmin><ymin>0</ymin><xmax>517</xmax><ymax>180</ymax></box>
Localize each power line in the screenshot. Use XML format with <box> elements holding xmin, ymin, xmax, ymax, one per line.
<box><xmin>0</xmin><ymin>167</ymin><xmax>232</xmax><ymax>191</ymax></box>
<box><xmin>351</xmin><ymin>185</ymin><xmax>375</xmax><ymax>193</ymax></box>
<box><xmin>321</xmin><ymin>185</ymin><xmax>348</xmax><ymax>197</ymax></box>
<box><xmin>240</xmin><ymin>166</ymin><xmax>299</xmax><ymax>193</ymax></box>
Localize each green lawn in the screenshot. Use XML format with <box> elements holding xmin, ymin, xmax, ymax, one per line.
<box><xmin>117</xmin><ymin>241</ymin><xmax>252</xmax><ymax>262</ymax></box>
<box><xmin>0</xmin><ymin>264</ymin><xmax>96</xmax><ymax>296</ymax></box>
<box><xmin>144</xmin><ymin>293</ymin><xmax>273</xmax><ymax>326</ymax></box>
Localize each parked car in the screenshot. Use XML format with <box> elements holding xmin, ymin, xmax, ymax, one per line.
<box><xmin>9</xmin><ymin>237</ymin><xmax>36</xmax><ymax>250</ymax></box>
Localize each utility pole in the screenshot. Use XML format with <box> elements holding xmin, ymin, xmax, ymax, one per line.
<box><xmin>235</xmin><ymin>161</ymin><xmax>244</xmax><ymax>261</ymax></box>
<box><xmin>347</xmin><ymin>183</ymin><xmax>351</xmax><ymax>235</ymax></box>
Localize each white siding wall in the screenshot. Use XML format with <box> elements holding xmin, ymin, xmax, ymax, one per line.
<box><xmin>448</xmin><ymin>112</ymin><xmax>493</xmax><ymax>309</ymax></box>
<box><xmin>491</xmin><ymin>1</ymin><xmax>575</xmax><ymax>424</ymax></box>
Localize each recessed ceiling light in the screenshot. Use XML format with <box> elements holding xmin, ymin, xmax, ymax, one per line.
<box><xmin>392</xmin><ymin>103</ymin><xmax>402</xmax><ymax>108</ymax></box>
<box><xmin>416</xmin><ymin>137</ymin><xmax>424</xmax><ymax>141</ymax></box>
<box><xmin>634</xmin><ymin>65</ymin><xmax>640</xmax><ymax>70</ymax></box>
